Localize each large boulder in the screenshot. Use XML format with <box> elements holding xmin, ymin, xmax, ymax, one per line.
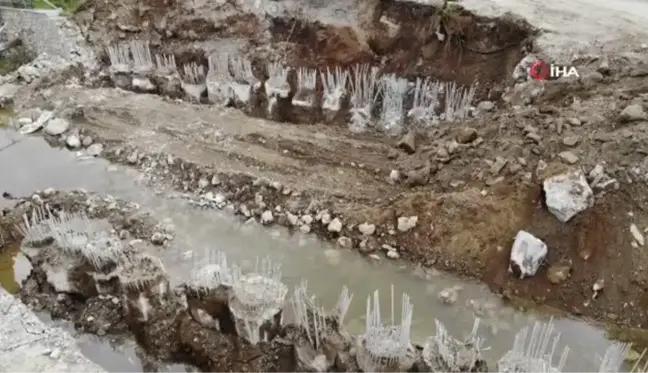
<box><xmin>543</xmin><ymin>168</ymin><xmax>594</xmax><ymax>223</ymax></box>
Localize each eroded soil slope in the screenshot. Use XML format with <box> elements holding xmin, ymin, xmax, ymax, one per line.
<box><xmin>74</xmin><ymin>0</ymin><xmax>533</xmax><ymax>94</ymax></box>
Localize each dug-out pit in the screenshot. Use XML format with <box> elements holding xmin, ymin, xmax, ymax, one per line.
<box><xmin>98</xmin><ymin>0</ymin><xmax>535</xmax><ymax>135</ymax></box>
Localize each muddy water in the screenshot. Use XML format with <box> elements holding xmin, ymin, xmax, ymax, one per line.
<box><xmin>0</xmin><ymin>129</ymin><xmax>627</xmax><ymax>371</ymax></box>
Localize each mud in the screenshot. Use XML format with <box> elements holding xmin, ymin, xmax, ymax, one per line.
<box><xmin>74</xmin><ymin>0</ymin><xmax>534</xmax><ymax>127</ymax></box>
<box><xmin>0</xmin><ymin>190</ymin><xmax>491</xmax><ymax>372</ymax></box>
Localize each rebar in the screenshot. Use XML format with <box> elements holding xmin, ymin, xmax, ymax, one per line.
<box><xmin>359</xmin><ymin>286</ymin><xmax>413</xmax><ymax>371</ymax></box>
<box><xmin>349</xmin><ymin>64</ymin><xmax>379</xmax><ymax>133</ymax></box>
<box><xmin>292</xmin><ymin>67</ymin><xmax>317</xmax><ymax>107</ymax></box>
<box><xmin>378</xmin><ymin>74</ymin><xmax>409</xmax><ymax>135</ymax></box>
<box><xmin>408</xmin><ymin>77</ymin><xmax>441</xmax><ymax>126</ymax></box>
<box><xmin>442</xmin><ymin>81</ymin><xmax>476</xmax><ymax>122</ymax></box>
<box><xmin>321</xmin><ymin>66</ymin><xmax>348</xmax><ymax>112</ymax></box>
<box><xmin>497</xmin><ymin>318</ymin><xmax>569</xmax><ymax>372</ymax></box>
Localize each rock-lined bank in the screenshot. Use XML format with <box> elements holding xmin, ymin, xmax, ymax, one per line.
<box><xmin>0</xmin><ymin>190</ymin><xmax>635</xmax><ymax>372</ymax></box>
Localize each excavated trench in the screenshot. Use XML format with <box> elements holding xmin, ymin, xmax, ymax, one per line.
<box><xmin>0</xmin><ymin>128</ymin><xmax>637</xmax><ymax>372</ymax></box>
<box><xmin>2</xmin><ymin>0</ymin><xmax>637</xmax><ymax>371</ymax></box>
<box><xmin>97</xmin><ymin>0</ymin><xmax>534</xmax><ymax>133</ymax></box>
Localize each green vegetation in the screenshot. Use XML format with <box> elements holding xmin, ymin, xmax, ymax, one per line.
<box><xmin>0</xmin><ymin>46</ymin><xmax>32</xmax><ymax>75</ymax></box>
<box><xmin>32</xmin><ymin>0</ymin><xmax>80</xmax><ymax>13</ymax></box>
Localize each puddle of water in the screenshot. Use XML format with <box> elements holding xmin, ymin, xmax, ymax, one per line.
<box><xmin>0</xmin><ymin>242</ymin><xmax>30</xmax><ymax>293</ymax></box>
<box><xmin>0</xmin><ymin>129</ymin><xmax>628</xmax><ymax>371</ymax></box>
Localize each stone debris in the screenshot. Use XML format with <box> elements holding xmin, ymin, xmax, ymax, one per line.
<box><xmin>358</xmin><ymin>222</ymin><xmax>376</xmax><ymax>236</ymax></box>
<box><xmin>19</xmin><ymin>110</ymin><xmax>53</xmax><ymax>135</ymax></box>
<box><xmin>543</xmin><ymin>169</ymin><xmax>594</xmax><ymax>223</ymax></box>
<box><xmin>44</xmin><ymin>117</ymin><xmax>70</xmax><ymax>136</ymax></box>
<box><xmin>509</xmin><ymin>230</ymin><xmax>547</xmax><ymax>279</ymax></box>
<box><xmin>619</xmin><ymin>103</ymin><xmax>647</xmax><ymax>122</ymax></box>
<box><xmin>630</xmin><ymin>223</ymin><xmax>644</xmax><ymax>246</ymax></box>
<box><xmin>397</xmin><ymin>215</ymin><xmax>418</xmax><ymax>232</ymax></box>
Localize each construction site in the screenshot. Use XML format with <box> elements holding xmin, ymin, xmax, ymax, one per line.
<box><xmin>1</xmin><ymin>0</ymin><xmax>648</xmax><ymax>371</ymax></box>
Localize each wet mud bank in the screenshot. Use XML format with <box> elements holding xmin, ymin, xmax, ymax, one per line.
<box><xmin>0</xmin><ymin>190</ymin><xmax>494</xmax><ymax>372</ymax></box>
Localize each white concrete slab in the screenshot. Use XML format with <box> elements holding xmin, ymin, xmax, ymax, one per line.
<box><xmin>0</xmin><ymin>287</ymin><xmax>105</xmax><ymax>372</ymax></box>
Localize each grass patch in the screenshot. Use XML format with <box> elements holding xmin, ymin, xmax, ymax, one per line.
<box><xmin>32</xmin><ymin>0</ymin><xmax>79</xmax><ymax>13</ymax></box>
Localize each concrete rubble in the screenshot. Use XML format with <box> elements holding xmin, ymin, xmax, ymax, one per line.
<box><xmin>0</xmin><ymin>287</ymin><xmax>105</xmax><ymax>372</ymax></box>
<box><xmin>509</xmin><ymin>231</ymin><xmax>548</xmax><ymax>279</ymax></box>
<box><xmin>543</xmin><ymin>169</ymin><xmax>594</xmax><ymax>223</ymax></box>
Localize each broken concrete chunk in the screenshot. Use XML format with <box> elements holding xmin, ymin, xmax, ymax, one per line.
<box><xmin>543</xmin><ymin>169</ymin><xmax>594</xmax><ymax>223</ymax></box>
<box><xmin>44</xmin><ymin>117</ymin><xmax>70</xmax><ymax>136</ymax></box>
<box><xmin>509</xmin><ymin>230</ymin><xmax>547</xmax><ymax>279</ymax></box>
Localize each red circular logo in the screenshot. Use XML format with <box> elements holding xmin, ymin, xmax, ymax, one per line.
<box><xmin>529</xmin><ymin>60</ymin><xmax>550</xmax><ymax>80</ymax></box>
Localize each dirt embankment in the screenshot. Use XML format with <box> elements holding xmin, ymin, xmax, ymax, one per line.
<box><xmin>0</xmin><ymin>190</ymin><xmax>489</xmax><ymax>373</ymax></box>
<box><xmin>74</xmin><ymin>0</ymin><xmax>533</xmax><ymax>94</ymax></box>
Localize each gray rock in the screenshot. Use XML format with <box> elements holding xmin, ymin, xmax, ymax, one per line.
<box><xmin>397</xmin><ymin>216</ymin><xmax>418</xmax><ymax>232</ymax></box>
<box><xmin>132</xmin><ymin>77</ymin><xmax>156</xmax><ymax>92</ymax></box>
<box><xmin>562</xmin><ymin>135</ymin><xmax>580</xmax><ymax>147</ymax></box>
<box><xmin>619</xmin><ymin>104</ymin><xmax>647</xmax><ymax>122</ymax></box>
<box><xmin>543</xmin><ymin>169</ymin><xmax>594</xmax><ymax>222</ymax></box>
<box><xmin>397</xmin><ymin>131</ymin><xmax>416</xmax><ymax>154</ymax></box>
<box><xmin>65</xmin><ymin>134</ymin><xmax>81</xmax><ymax>148</ymax></box>
<box><xmin>327</xmin><ymin>218</ymin><xmax>343</xmax><ymax>232</ymax></box>
<box><xmin>509</xmin><ymin>230</ymin><xmax>547</xmax><ymax>279</ymax></box>
<box><xmin>558</xmin><ymin>151</ymin><xmax>579</xmax><ymax>164</ymax></box>
<box><xmin>261</xmin><ymin>210</ymin><xmax>274</xmax><ymax>224</ymax></box>
<box><xmin>44</xmin><ymin>118</ymin><xmax>70</xmax><ymax>136</ymax></box>
<box><xmin>82</xmin><ymin>136</ymin><xmax>93</xmax><ymax>147</ymax></box>
<box><xmin>86</xmin><ymin>143</ymin><xmax>104</xmax><ymax>157</ymax></box>
<box><xmin>477</xmin><ymin>101</ymin><xmax>495</xmax><ymax>112</ymax></box>
<box><xmin>358</xmin><ymin>222</ymin><xmax>376</xmax><ymax>236</ymax></box>
<box><xmin>19</xmin><ymin>110</ymin><xmax>53</xmax><ymax>135</ymax></box>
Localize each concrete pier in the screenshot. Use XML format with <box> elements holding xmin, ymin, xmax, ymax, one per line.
<box><xmin>0</xmin><ymin>287</ymin><xmax>105</xmax><ymax>372</ymax></box>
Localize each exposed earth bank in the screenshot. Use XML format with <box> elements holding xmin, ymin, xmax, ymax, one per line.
<box><xmin>4</xmin><ymin>0</ymin><xmax>648</xmax><ymax>344</ymax></box>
